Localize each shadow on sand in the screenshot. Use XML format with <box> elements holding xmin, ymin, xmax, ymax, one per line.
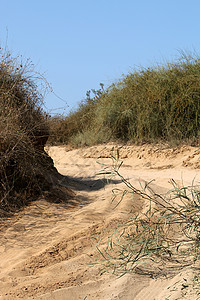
<box><xmin>62</xmin><ymin>175</ymin><xmax>121</xmax><ymax>192</ymax></box>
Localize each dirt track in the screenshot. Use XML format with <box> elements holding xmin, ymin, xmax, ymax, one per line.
<box><xmin>1</xmin><ymin>144</ymin><xmax>200</xmax><ymax>299</ymax></box>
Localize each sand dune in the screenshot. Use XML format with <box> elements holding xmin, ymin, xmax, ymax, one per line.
<box><xmin>1</xmin><ymin>143</ymin><xmax>200</xmax><ymax>299</ymax></box>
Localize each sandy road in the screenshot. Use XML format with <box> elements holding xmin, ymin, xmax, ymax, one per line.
<box><xmin>0</xmin><ymin>144</ymin><xmax>200</xmax><ymax>299</ymax></box>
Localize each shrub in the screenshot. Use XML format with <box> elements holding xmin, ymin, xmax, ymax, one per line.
<box><xmin>0</xmin><ymin>50</ymin><xmax>56</xmax><ymax>212</ymax></box>
<box><xmin>48</xmin><ymin>84</ymin><xmax>107</xmax><ymax>146</ymax></box>
<box><xmin>50</xmin><ymin>52</ymin><xmax>200</xmax><ymax>146</ymax></box>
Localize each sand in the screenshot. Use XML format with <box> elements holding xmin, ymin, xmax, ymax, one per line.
<box><xmin>1</xmin><ymin>143</ymin><xmax>200</xmax><ymax>299</ymax></box>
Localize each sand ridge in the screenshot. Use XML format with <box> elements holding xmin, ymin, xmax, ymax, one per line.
<box><xmin>1</xmin><ymin>144</ymin><xmax>200</xmax><ymax>299</ymax></box>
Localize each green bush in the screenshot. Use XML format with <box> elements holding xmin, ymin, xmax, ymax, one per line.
<box><xmin>48</xmin><ymin>84</ymin><xmax>106</xmax><ymax>145</ymax></box>
<box><xmin>50</xmin><ymin>52</ymin><xmax>200</xmax><ymax>146</ymax></box>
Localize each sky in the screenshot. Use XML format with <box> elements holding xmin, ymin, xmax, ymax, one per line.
<box><xmin>0</xmin><ymin>0</ymin><xmax>200</xmax><ymax>115</ymax></box>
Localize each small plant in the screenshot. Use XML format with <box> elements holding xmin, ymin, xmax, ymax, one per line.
<box><xmin>94</xmin><ymin>150</ymin><xmax>200</xmax><ymax>277</ymax></box>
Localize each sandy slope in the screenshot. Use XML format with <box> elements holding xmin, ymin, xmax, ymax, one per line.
<box><xmin>1</xmin><ymin>143</ymin><xmax>200</xmax><ymax>299</ymax></box>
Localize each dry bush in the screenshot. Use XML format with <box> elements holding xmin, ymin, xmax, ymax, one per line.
<box><xmin>0</xmin><ymin>50</ymin><xmax>63</xmax><ymax>212</ymax></box>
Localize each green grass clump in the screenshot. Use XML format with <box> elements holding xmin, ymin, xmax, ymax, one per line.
<box><xmin>49</xmin><ymin>52</ymin><xmax>200</xmax><ymax>146</ymax></box>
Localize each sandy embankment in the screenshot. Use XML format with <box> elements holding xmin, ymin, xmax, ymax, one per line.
<box><xmin>1</xmin><ymin>143</ymin><xmax>200</xmax><ymax>299</ymax></box>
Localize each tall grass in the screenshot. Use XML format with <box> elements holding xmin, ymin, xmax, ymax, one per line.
<box><xmin>49</xmin><ymin>52</ymin><xmax>200</xmax><ymax>146</ymax></box>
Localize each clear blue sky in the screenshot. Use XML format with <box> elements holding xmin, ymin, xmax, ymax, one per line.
<box><xmin>0</xmin><ymin>0</ymin><xmax>200</xmax><ymax>115</ymax></box>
